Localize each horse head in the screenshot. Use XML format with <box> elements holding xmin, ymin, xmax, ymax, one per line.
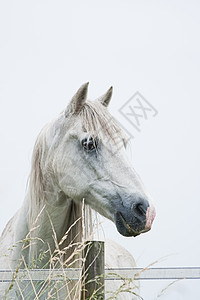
<box><xmin>48</xmin><ymin>83</ymin><xmax>155</xmax><ymax>237</ymax></box>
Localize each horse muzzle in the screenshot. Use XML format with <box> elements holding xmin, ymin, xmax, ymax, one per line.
<box><xmin>114</xmin><ymin>198</ymin><xmax>156</xmax><ymax>237</ymax></box>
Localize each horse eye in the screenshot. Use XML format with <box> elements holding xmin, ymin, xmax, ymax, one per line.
<box><xmin>81</xmin><ymin>137</ymin><xmax>98</xmax><ymax>152</ymax></box>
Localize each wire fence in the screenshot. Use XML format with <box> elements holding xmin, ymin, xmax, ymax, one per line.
<box><xmin>0</xmin><ymin>267</ymin><xmax>200</xmax><ymax>282</ymax></box>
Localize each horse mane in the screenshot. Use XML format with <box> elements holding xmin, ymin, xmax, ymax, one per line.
<box><xmin>28</xmin><ymin>129</ymin><xmax>47</xmax><ymax>225</ymax></box>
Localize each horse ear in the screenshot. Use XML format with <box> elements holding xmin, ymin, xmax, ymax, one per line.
<box><xmin>98</xmin><ymin>86</ymin><xmax>113</xmax><ymax>107</ymax></box>
<box><xmin>65</xmin><ymin>82</ymin><xmax>89</xmax><ymax>116</ymax></box>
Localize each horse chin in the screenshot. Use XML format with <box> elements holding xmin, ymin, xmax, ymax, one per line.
<box><xmin>114</xmin><ymin>211</ymin><xmax>149</xmax><ymax>237</ymax></box>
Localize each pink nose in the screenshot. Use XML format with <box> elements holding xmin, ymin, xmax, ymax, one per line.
<box><xmin>145</xmin><ymin>205</ymin><xmax>156</xmax><ymax>229</ymax></box>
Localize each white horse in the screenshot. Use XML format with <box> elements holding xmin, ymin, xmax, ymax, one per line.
<box><xmin>0</xmin><ymin>83</ymin><xmax>155</xmax><ymax>299</ymax></box>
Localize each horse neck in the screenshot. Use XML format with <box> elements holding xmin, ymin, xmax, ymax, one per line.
<box><xmin>28</xmin><ymin>183</ymin><xmax>84</xmax><ymax>267</ymax></box>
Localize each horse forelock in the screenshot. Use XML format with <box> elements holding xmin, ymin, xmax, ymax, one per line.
<box><xmin>79</xmin><ymin>100</ymin><xmax>127</xmax><ymax>146</ymax></box>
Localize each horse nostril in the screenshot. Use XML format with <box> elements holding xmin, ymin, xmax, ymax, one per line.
<box><xmin>135</xmin><ymin>199</ymin><xmax>149</xmax><ymax>216</ymax></box>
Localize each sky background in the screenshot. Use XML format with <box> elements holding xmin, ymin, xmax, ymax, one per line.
<box><xmin>0</xmin><ymin>1</ymin><xmax>200</xmax><ymax>299</ymax></box>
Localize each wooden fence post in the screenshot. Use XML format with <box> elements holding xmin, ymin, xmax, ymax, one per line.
<box><xmin>81</xmin><ymin>241</ymin><xmax>105</xmax><ymax>300</ymax></box>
